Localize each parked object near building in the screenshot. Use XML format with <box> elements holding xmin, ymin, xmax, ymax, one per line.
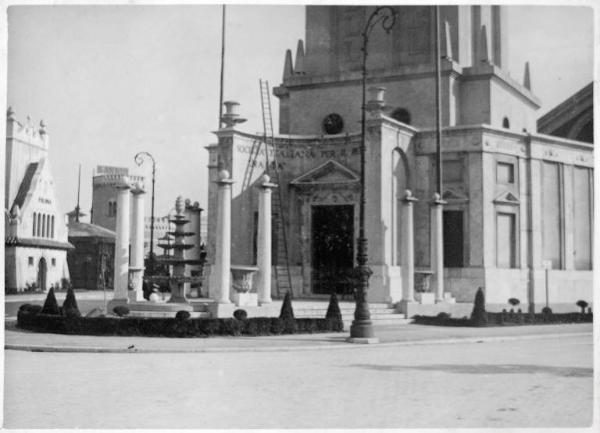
<box><xmin>4</xmin><ymin>108</ymin><xmax>72</xmax><ymax>293</ymax></box>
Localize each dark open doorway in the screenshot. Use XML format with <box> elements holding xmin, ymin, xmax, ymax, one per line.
<box><xmin>443</xmin><ymin>210</ymin><xmax>464</xmax><ymax>267</ymax></box>
<box><xmin>311</xmin><ymin>205</ymin><xmax>354</xmax><ymax>295</ymax></box>
<box><xmin>37</xmin><ymin>257</ymin><xmax>47</xmax><ymax>292</ymax></box>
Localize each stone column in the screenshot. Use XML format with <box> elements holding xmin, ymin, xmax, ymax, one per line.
<box><xmin>110</xmin><ymin>178</ymin><xmax>131</xmax><ymax>306</ymax></box>
<box><xmin>129</xmin><ymin>184</ymin><xmax>145</xmax><ymax>301</ymax></box>
<box><xmin>401</xmin><ymin>190</ymin><xmax>418</xmax><ymax>302</ymax></box>
<box><xmin>430</xmin><ymin>193</ymin><xmax>446</xmax><ymax>302</ymax></box>
<box><xmin>257</xmin><ymin>174</ymin><xmax>277</xmax><ymax>304</ymax></box>
<box><xmin>213</xmin><ymin>170</ymin><xmax>234</xmax><ymax>304</ymax></box>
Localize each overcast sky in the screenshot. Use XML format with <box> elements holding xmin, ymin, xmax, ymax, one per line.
<box><xmin>5</xmin><ymin>4</ymin><xmax>594</xmax><ymax>219</ymax></box>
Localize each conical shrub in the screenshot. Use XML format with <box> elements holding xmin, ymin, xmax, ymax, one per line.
<box><xmin>62</xmin><ymin>287</ymin><xmax>81</xmax><ymax>317</ymax></box>
<box><xmin>325</xmin><ymin>293</ymin><xmax>342</xmax><ymax>321</ymax></box>
<box><xmin>470</xmin><ymin>287</ymin><xmax>488</xmax><ymax>326</ymax></box>
<box><xmin>279</xmin><ymin>291</ymin><xmax>294</xmax><ymax>320</ymax></box>
<box><xmin>40</xmin><ymin>287</ymin><xmax>61</xmax><ymax>315</ymax></box>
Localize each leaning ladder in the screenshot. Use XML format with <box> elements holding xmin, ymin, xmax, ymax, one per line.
<box><xmin>259</xmin><ymin>79</ymin><xmax>293</xmax><ymax>298</ymax></box>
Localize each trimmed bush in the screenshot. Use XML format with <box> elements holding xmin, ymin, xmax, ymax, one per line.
<box><xmin>279</xmin><ymin>292</ymin><xmax>294</xmax><ymax>320</ymax></box>
<box><xmin>40</xmin><ymin>287</ymin><xmax>60</xmax><ymax>315</ymax></box>
<box><xmin>16</xmin><ymin>313</ymin><xmax>345</xmax><ymax>338</ymax></box>
<box><xmin>175</xmin><ymin>310</ymin><xmax>191</xmax><ymax>320</ymax></box>
<box><xmin>470</xmin><ymin>287</ymin><xmax>488</xmax><ymax>326</ymax></box>
<box><xmin>325</xmin><ymin>293</ymin><xmax>342</xmax><ymax>321</ymax></box>
<box><xmin>233</xmin><ymin>309</ymin><xmax>248</xmax><ymax>321</ymax></box>
<box><xmin>113</xmin><ymin>305</ymin><xmax>130</xmax><ymax>317</ymax></box>
<box><xmin>576</xmin><ymin>300</ymin><xmax>588</xmax><ymax>314</ymax></box>
<box><xmin>62</xmin><ymin>288</ymin><xmax>81</xmax><ymax>318</ymax></box>
<box><xmin>508</xmin><ymin>298</ymin><xmax>520</xmax><ymax>307</ymax></box>
<box><xmin>19</xmin><ymin>304</ymin><xmax>42</xmax><ymax>314</ymax></box>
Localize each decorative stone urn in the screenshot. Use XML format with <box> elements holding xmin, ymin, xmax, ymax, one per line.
<box><xmin>414</xmin><ymin>269</ymin><xmax>435</xmax><ymax>304</ymax></box>
<box><xmin>230</xmin><ymin>265</ymin><xmax>259</xmax><ymax>293</ymax></box>
<box><xmin>230</xmin><ymin>265</ymin><xmax>259</xmax><ymax>307</ymax></box>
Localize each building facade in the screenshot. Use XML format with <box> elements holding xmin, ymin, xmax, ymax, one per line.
<box><xmin>204</xmin><ymin>5</ymin><xmax>593</xmax><ymax>311</ymax></box>
<box><xmin>4</xmin><ymin>108</ymin><xmax>72</xmax><ymax>292</ymax></box>
<box><xmin>67</xmin><ymin>210</ymin><xmax>115</xmax><ymax>290</ymax></box>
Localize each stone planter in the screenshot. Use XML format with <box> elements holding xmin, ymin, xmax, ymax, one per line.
<box><xmin>230</xmin><ymin>265</ymin><xmax>258</xmax><ymax>293</ymax></box>
<box><xmin>414</xmin><ymin>270</ymin><xmax>434</xmax><ymax>304</ymax></box>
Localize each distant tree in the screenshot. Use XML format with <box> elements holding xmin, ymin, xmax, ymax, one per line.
<box><xmin>576</xmin><ymin>300</ymin><xmax>588</xmax><ymax>314</ymax></box>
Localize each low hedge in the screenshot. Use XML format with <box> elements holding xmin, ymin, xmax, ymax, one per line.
<box><xmin>413</xmin><ymin>311</ymin><xmax>593</xmax><ymax>327</ymax></box>
<box><xmin>17</xmin><ymin>310</ymin><xmax>343</xmax><ymax>338</ymax></box>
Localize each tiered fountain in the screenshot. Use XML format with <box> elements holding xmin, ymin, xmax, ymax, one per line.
<box><xmin>143</xmin><ymin>196</ymin><xmax>205</xmax><ymax>311</ymax></box>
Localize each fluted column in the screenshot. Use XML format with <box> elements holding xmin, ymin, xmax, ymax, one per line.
<box><xmin>401</xmin><ymin>190</ymin><xmax>418</xmax><ymax>302</ymax></box>
<box><xmin>430</xmin><ymin>193</ymin><xmax>446</xmax><ymax>302</ymax></box>
<box><xmin>257</xmin><ymin>174</ymin><xmax>277</xmax><ymax>304</ymax></box>
<box><xmin>129</xmin><ymin>184</ymin><xmax>145</xmax><ymax>301</ymax></box>
<box><xmin>214</xmin><ymin>170</ymin><xmax>234</xmax><ymax>304</ymax></box>
<box><xmin>112</xmin><ymin>178</ymin><xmax>131</xmax><ymax>303</ymax></box>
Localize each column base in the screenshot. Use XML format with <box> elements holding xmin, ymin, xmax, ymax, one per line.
<box><xmin>346</xmin><ymin>337</ymin><xmax>380</xmax><ymax>344</ymax></box>
<box><xmin>349</xmin><ymin>320</ymin><xmax>376</xmax><ymax>339</ymax></box>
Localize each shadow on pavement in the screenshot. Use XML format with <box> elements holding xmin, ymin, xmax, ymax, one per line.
<box><xmin>348</xmin><ymin>363</ymin><xmax>593</xmax><ymax>378</ymax></box>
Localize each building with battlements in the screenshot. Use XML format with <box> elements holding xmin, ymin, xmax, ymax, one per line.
<box><xmin>4</xmin><ymin>108</ymin><xmax>73</xmax><ymax>292</ymax></box>
<box><xmin>204</xmin><ymin>5</ymin><xmax>593</xmax><ymax>312</ymax></box>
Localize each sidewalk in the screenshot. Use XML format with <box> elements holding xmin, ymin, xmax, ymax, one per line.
<box><xmin>4</xmin><ymin>320</ymin><xmax>592</xmax><ymax>353</ymax></box>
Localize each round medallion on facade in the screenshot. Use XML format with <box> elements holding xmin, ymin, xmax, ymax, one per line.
<box><xmin>322</xmin><ymin>113</ymin><xmax>344</xmax><ymax>135</ymax></box>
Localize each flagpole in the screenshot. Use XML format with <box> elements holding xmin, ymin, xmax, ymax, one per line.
<box><xmin>218</xmin><ymin>5</ymin><xmax>226</xmax><ymax>128</ymax></box>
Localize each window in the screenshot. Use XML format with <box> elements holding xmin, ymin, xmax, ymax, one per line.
<box><xmin>496</xmin><ymin>162</ymin><xmax>514</xmax><ymax>184</ymax></box>
<box><xmin>391</xmin><ymin>108</ymin><xmax>411</xmax><ymax>125</ymax></box>
<box><xmin>108</xmin><ymin>200</ymin><xmax>117</xmax><ymax>217</ymax></box>
<box><xmin>28</xmin><ymin>257</ymin><xmax>34</xmax><ymax>266</ymax></box>
<box><xmin>36</xmin><ymin>213</ymin><xmax>42</xmax><ymax>237</ymax></box>
<box><xmin>502</xmin><ymin>117</ymin><xmax>510</xmax><ymax>129</ymax></box>
<box><xmin>51</xmin><ymin>215</ymin><xmax>55</xmax><ymax>238</ymax></box>
<box><xmin>41</xmin><ymin>214</ymin><xmax>46</xmax><ymax>237</ymax></box>
<box><xmin>542</xmin><ymin>162</ymin><xmax>562</xmax><ymax>269</ymax></box>
<box><xmin>32</xmin><ymin>212</ymin><xmax>37</xmax><ymax>236</ymax></box>
<box><xmin>497</xmin><ymin>213</ymin><xmax>516</xmax><ymax>268</ymax></box>
<box><xmin>51</xmin><ymin>258</ymin><xmax>56</xmax><ymax>267</ymax></box>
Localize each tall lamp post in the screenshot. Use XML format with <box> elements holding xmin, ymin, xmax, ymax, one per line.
<box><xmin>350</xmin><ymin>6</ymin><xmax>397</xmax><ymax>341</ymax></box>
<box><xmin>134</xmin><ymin>151</ymin><xmax>156</xmax><ymax>273</ymax></box>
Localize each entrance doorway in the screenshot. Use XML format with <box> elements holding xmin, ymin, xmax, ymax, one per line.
<box><xmin>443</xmin><ymin>210</ymin><xmax>464</xmax><ymax>267</ymax></box>
<box><xmin>311</xmin><ymin>205</ymin><xmax>354</xmax><ymax>295</ymax></box>
<box><xmin>37</xmin><ymin>257</ymin><xmax>47</xmax><ymax>291</ymax></box>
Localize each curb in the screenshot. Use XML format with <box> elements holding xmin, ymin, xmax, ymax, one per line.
<box><xmin>5</xmin><ymin>331</ymin><xmax>591</xmax><ymax>354</ymax></box>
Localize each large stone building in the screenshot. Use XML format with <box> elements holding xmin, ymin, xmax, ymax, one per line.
<box><xmin>204</xmin><ymin>5</ymin><xmax>593</xmax><ymax>312</ymax></box>
<box><xmin>537</xmin><ymin>82</ymin><xmax>593</xmax><ymax>144</ymax></box>
<box><xmin>4</xmin><ymin>108</ymin><xmax>72</xmax><ymax>292</ymax></box>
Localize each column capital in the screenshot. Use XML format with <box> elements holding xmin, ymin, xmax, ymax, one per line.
<box><xmin>402</xmin><ymin>189</ymin><xmax>419</xmax><ymax>203</ymax></box>
<box><xmin>430</xmin><ymin>192</ymin><xmax>446</xmax><ymax>206</ymax></box>
<box><xmin>131</xmin><ymin>183</ymin><xmax>146</xmax><ymax>195</ymax></box>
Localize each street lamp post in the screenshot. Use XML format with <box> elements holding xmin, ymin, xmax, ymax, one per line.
<box><xmin>134</xmin><ymin>151</ymin><xmax>156</xmax><ymax>274</ymax></box>
<box><xmin>350</xmin><ymin>6</ymin><xmax>397</xmax><ymax>341</ymax></box>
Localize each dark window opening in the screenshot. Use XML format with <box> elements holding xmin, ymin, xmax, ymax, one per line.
<box><xmin>502</xmin><ymin>117</ymin><xmax>510</xmax><ymax>129</ymax></box>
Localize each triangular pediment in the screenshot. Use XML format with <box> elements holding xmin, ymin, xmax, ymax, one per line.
<box><xmin>494</xmin><ymin>191</ymin><xmax>520</xmax><ymax>205</ymax></box>
<box><xmin>290</xmin><ymin>160</ymin><xmax>359</xmax><ymax>186</ymax></box>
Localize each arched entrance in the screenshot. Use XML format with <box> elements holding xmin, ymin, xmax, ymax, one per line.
<box><xmin>37</xmin><ymin>257</ymin><xmax>47</xmax><ymax>292</ymax></box>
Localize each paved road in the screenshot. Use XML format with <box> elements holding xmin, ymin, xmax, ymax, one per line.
<box><xmin>4</xmin><ymin>334</ymin><xmax>593</xmax><ymax>429</ymax></box>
